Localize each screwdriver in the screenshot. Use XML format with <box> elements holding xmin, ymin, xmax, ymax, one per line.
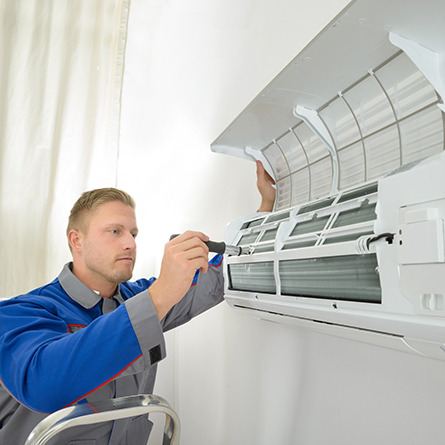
<box><xmin>169</xmin><ymin>234</ymin><xmax>250</xmax><ymax>256</ymax></box>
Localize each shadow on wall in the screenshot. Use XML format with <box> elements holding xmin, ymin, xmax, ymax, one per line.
<box><xmin>222</xmin><ymin>307</ymin><xmax>312</xmax><ymax>445</ymax></box>
<box><xmin>222</xmin><ymin>314</ymin><xmax>445</xmax><ymax>445</ymax></box>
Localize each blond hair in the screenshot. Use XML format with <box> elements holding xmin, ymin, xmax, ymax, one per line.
<box><xmin>67</xmin><ymin>188</ymin><xmax>136</xmax><ymax>250</ymax></box>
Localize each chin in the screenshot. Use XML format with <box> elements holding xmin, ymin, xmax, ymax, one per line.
<box><xmin>121</xmin><ymin>272</ymin><xmax>133</xmax><ymax>283</ymax></box>
<box><xmin>113</xmin><ymin>270</ymin><xmax>133</xmax><ymax>284</ymax></box>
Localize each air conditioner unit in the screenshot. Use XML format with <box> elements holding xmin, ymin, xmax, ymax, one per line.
<box><xmin>211</xmin><ymin>0</ymin><xmax>445</xmax><ymax>360</ymax></box>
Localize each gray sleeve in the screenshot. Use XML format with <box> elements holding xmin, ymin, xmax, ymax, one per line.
<box><xmin>123</xmin><ymin>258</ymin><xmax>224</xmax><ymax>372</ymax></box>
<box><xmin>125</xmin><ymin>290</ymin><xmax>166</xmax><ymax>368</ymax></box>
<box><xmin>160</xmin><ymin>261</ymin><xmax>225</xmax><ymax>332</ymax></box>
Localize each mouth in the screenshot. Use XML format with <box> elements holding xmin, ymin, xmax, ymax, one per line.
<box><xmin>117</xmin><ymin>257</ymin><xmax>134</xmax><ymax>263</ymax></box>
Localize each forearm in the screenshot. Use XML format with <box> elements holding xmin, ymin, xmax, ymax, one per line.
<box><xmin>161</xmin><ymin>254</ymin><xmax>224</xmax><ymax>331</ymax></box>
<box><xmin>257</xmin><ymin>197</ymin><xmax>275</xmax><ymax>212</ymax></box>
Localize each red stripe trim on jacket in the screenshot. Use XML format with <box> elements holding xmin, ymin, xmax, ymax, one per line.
<box><xmin>66</xmin><ymin>324</ymin><xmax>87</xmax><ymax>333</ymax></box>
<box><xmin>63</xmin><ymin>353</ymin><xmax>143</xmax><ymax>408</ymax></box>
<box><xmin>209</xmin><ymin>257</ymin><xmax>223</xmax><ymax>268</ymax></box>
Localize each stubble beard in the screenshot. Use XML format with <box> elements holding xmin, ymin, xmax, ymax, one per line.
<box><xmin>110</xmin><ymin>259</ymin><xmax>135</xmax><ymax>284</ymax></box>
<box><xmin>85</xmin><ymin>255</ymin><xmax>135</xmax><ymax>287</ymax></box>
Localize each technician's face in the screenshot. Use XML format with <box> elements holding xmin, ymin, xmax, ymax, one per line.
<box><xmin>80</xmin><ymin>200</ymin><xmax>138</xmax><ymax>286</ymax></box>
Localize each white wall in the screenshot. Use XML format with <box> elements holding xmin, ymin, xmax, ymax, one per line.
<box><xmin>119</xmin><ymin>1</ymin><xmax>445</xmax><ymax>444</ymax></box>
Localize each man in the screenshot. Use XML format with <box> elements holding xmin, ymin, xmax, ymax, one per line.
<box><xmin>0</xmin><ymin>161</ymin><xmax>275</xmax><ymax>444</ymax></box>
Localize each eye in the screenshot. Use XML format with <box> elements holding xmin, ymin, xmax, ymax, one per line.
<box><xmin>131</xmin><ymin>233</ymin><xmax>138</xmax><ymax>239</ymax></box>
<box><xmin>111</xmin><ymin>229</ymin><xmax>119</xmax><ymax>235</ymax></box>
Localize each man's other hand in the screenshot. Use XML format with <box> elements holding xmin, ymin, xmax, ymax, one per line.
<box><xmin>256</xmin><ymin>161</ymin><xmax>276</xmax><ymax>212</ymax></box>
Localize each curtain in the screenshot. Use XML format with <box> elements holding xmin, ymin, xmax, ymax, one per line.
<box><xmin>0</xmin><ymin>0</ymin><xmax>131</xmax><ymax>298</ymax></box>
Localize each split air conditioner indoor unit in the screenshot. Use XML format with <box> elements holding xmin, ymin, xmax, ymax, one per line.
<box><xmin>211</xmin><ymin>0</ymin><xmax>445</xmax><ymax>360</ymax></box>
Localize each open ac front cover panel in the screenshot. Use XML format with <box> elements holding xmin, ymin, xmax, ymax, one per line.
<box><xmin>211</xmin><ymin>0</ymin><xmax>445</xmax><ymax>361</ymax></box>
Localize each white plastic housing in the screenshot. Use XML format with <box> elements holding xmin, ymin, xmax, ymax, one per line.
<box><xmin>212</xmin><ymin>0</ymin><xmax>445</xmax><ymax>360</ymax></box>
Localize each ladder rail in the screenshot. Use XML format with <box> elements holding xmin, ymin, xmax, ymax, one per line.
<box><xmin>24</xmin><ymin>394</ymin><xmax>180</xmax><ymax>445</ymax></box>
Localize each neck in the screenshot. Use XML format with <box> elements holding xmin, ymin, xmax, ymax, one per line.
<box><xmin>70</xmin><ymin>262</ymin><xmax>118</xmax><ymax>299</ymax></box>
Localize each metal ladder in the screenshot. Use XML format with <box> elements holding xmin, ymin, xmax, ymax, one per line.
<box><xmin>24</xmin><ymin>394</ymin><xmax>180</xmax><ymax>445</ymax></box>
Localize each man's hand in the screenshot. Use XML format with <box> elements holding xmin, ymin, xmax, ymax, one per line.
<box><xmin>256</xmin><ymin>160</ymin><xmax>276</xmax><ymax>212</ymax></box>
<box><xmin>149</xmin><ymin>231</ymin><xmax>210</xmax><ymax>320</ymax></box>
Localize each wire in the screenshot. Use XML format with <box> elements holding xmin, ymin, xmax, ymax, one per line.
<box><xmin>367</xmin><ymin>233</ymin><xmax>395</xmax><ymax>247</ymax></box>
<box><xmin>356</xmin><ymin>233</ymin><xmax>395</xmax><ymax>254</ymax></box>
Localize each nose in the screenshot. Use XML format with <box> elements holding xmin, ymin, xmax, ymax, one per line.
<box><xmin>123</xmin><ymin>232</ymin><xmax>137</xmax><ymax>251</ymax></box>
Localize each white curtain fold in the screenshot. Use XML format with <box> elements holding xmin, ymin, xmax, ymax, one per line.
<box><xmin>0</xmin><ymin>0</ymin><xmax>131</xmax><ymax>298</ymax></box>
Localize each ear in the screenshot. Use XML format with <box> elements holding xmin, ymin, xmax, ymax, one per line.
<box><xmin>68</xmin><ymin>229</ymin><xmax>82</xmax><ymax>253</ymax></box>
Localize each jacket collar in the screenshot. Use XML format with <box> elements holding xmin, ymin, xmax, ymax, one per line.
<box><xmin>58</xmin><ymin>262</ymin><xmax>124</xmax><ymax>309</ymax></box>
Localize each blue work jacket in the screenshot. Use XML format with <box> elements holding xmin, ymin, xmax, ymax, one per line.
<box><xmin>0</xmin><ymin>256</ymin><xmax>224</xmax><ymax>445</ymax></box>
